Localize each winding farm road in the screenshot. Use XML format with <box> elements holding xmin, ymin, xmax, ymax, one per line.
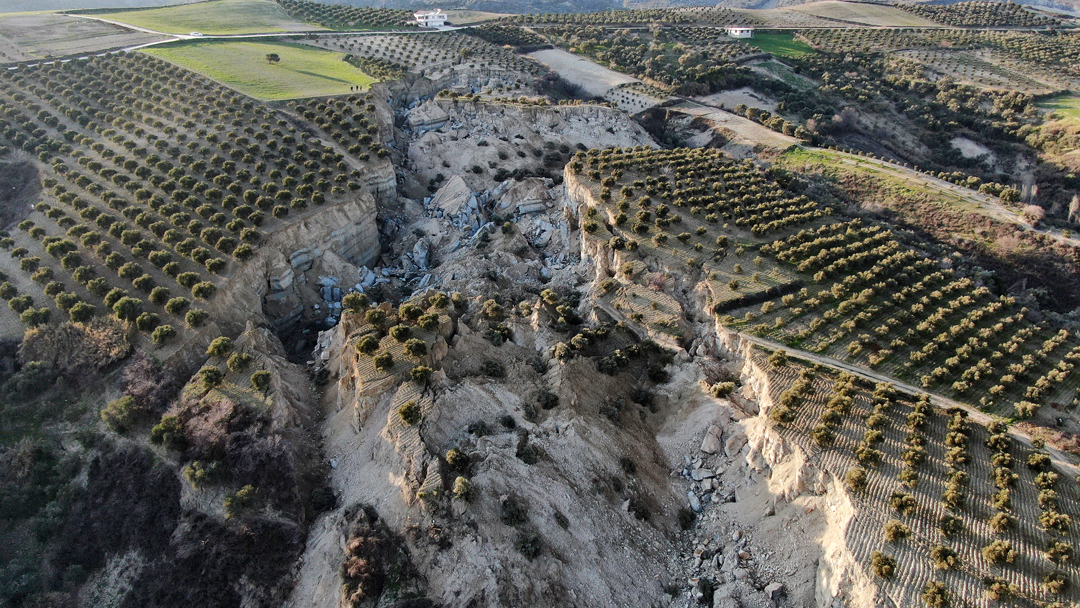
<box><xmin>815</xmin><ymin>150</ymin><xmax>1080</xmax><ymax>248</ymax></box>
<box><xmin>68</xmin><ymin>13</ymin><xmax>469</xmax><ymax>53</ymax></box>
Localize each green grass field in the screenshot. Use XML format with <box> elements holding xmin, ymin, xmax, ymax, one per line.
<box><xmin>96</xmin><ymin>0</ymin><xmax>321</xmax><ymax>35</ymax></box>
<box><xmin>144</xmin><ymin>41</ymin><xmax>374</xmax><ymax>100</ymax></box>
<box><xmin>745</xmin><ymin>31</ymin><xmax>814</xmax><ymax>58</ymax></box>
<box><xmin>1039</xmin><ymin>94</ymin><xmax>1080</xmax><ymax>121</ymax></box>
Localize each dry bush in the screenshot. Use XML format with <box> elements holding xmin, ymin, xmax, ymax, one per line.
<box><xmin>121</xmin><ymin>353</ymin><xmax>179</xmax><ymax>413</ymax></box>
<box><xmin>883</xmin><ymin>520</ymin><xmax>910</xmax><ymax>542</ymax></box>
<box><xmin>870</xmin><ymin>551</ymin><xmax>895</xmax><ymax>579</ymax></box>
<box><xmin>19</xmin><ymin>318</ymin><xmax>130</xmax><ymax>377</ymax></box>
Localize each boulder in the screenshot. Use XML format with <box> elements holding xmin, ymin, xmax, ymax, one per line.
<box><xmin>724</xmin><ymin>431</ymin><xmax>747</xmax><ymax>458</ymax></box>
<box><xmin>688</xmin><ymin>492</ymin><xmax>702</xmax><ymax>513</ymax></box>
<box><xmin>692</xmin><ymin>467</ymin><xmax>715</xmax><ymax>481</ymax></box>
<box><xmin>765</xmin><ymin>582</ymin><xmax>785</xmax><ymax>603</ymax></box>
<box><xmin>430</xmin><ymin>175</ymin><xmax>473</xmax><ymax>216</ymax></box>
<box><xmin>701</xmin><ymin>424</ymin><xmax>723</xmax><ymax>454</ymax></box>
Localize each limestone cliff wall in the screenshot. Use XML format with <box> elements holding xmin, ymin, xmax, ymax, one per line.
<box><xmin>202</xmin><ymin>195</ymin><xmax>381</xmax><ymax>338</ymax></box>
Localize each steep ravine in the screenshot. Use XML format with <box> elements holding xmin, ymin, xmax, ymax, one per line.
<box><xmin>279</xmin><ymin>172</ymin><xmax>883</xmax><ymax>608</ymax></box>
<box><xmin>566</xmin><ymin>165</ymin><xmax>881</xmax><ymax>608</ymax></box>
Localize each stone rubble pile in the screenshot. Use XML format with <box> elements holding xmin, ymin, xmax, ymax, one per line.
<box><xmin>672</xmin><ymin>421</ymin><xmax>790</xmax><ymax>608</ymax></box>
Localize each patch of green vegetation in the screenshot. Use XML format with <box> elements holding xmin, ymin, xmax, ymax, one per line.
<box><xmin>745</xmin><ymin>31</ymin><xmax>813</xmax><ymax>58</ymax></box>
<box><xmin>96</xmin><ymin>0</ymin><xmax>321</xmax><ymax>35</ymax></box>
<box><xmin>1039</xmin><ymin>94</ymin><xmax>1080</xmax><ymax>122</ymax></box>
<box><xmin>144</xmin><ymin>41</ymin><xmax>375</xmax><ymax>100</ymax></box>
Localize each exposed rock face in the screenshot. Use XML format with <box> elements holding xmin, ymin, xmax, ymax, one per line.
<box><xmin>404</xmin><ymin>99</ymin><xmax>658</xmax><ymax>194</ymax></box>
<box><xmin>207</xmin><ymin>198</ymin><xmax>382</xmax><ymax>340</ymax></box>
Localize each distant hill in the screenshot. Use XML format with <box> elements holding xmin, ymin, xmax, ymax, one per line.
<box><xmin>0</xmin><ymin>0</ymin><xmax>192</xmax><ymax>12</ymax></box>
<box><xmin>314</xmin><ymin>0</ymin><xmax>1080</xmax><ymax>16</ymax></box>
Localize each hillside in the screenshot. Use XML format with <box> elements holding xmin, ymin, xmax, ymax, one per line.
<box><xmin>2</xmin><ymin>1</ymin><xmax>1080</xmax><ymax>607</ymax></box>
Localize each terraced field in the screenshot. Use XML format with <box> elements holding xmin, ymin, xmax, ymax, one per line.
<box><xmin>308</xmin><ymin>32</ymin><xmax>546</xmax><ymax>80</ymax></box>
<box><xmin>757</xmin><ymin>355</ymin><xmax>1080</xmax><ymax>607</ymax></box>
<box><xmin>571</xmin><ymin>147</ymin><xmax>1080</xmax><ymax>420</ymax></box>
<box><xmin>0</xmin><ymin>52</ymin><xmax>388</xmax><ymax>345</ymax></box>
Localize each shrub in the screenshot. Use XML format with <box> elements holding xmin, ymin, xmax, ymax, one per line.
<box><xmin>1046</xmin><ymin>541</ymin><xmax>1073</xmax><ymax>564</ymax></box>
<box><xmin>251</xmin><ymin>370</ymin><xmax>271</xmax><ymax>392</ymax></box>
<box><xmin>389</xmin><ymin>324</ymin><xmax>411</xmax><ymax>342</ymax></box>
<box><xmin>183</xmin><ymin>460</ymin><xmax>218</xmax><ymax>488</ymax></box>
<box><xmin>152</xmin><ymin>324</ymin><xmax>176</xmax><ymax>345</ymax></box>
<box><xmin>811</xmin><ymin>425</ymin><xmax>835</xmax><ymax>447</ymax></box>
<box><xmin>1028</xmin><ymin>451</ymin><xmax>1051</xmax><ymax>471</ymax></box>
<box><xmin>452</xmin><ymin>476</ymin><xmax>472</xmax><ymax>500</ymax></box>
<box><xmin>446</xmin><ymin>448</ymin><xmax>468</xmax><ymax>471</ymax></box>
<box><xmin>149</xmin><ymin>286</ymin><xmax>170</xmax><ymax>306</ymax></box>
<box><xmin>206</xmin><ymin>336</ymin><xmax>233</xmax><ymax>357</ymax></box>
<box><xmin>883</xmin><ymin>520</ymin><xmax>910</xmax><ymax>542</ymax></box>
<box><xmin>417</xmin><ymin>313</ymin><xmax>439</xmax><ymax>331</ymax></box>
<box><xmin>892</xmin><ymin>468</ymin><xmax>917</xmax><ymax>489</ymax></box>
<box><xmin>942</xmin><ymin>487</ymin><xmax>964</xmax><ymax>511</ymax></box>
<box><xmin>398</xmin><ymin>400</ymin><xmax>421</xmax><ymax>425</ymax></box>
<box><xmin>135</xmin><ymin>312</ymin><xmax>159</xmax><ymax>332</ymax></box>
<box><xmin>481</xmin><ymin>360</ymin><xmax>505</xmax><ymax>378</ymax></box>
<box><xmin>937</xmin><ymin>514</ymin><xmax>963</xmax><ymax>537</ymax></box>
<box><xmin>149</xmin><ymin>415</ymin><xmax>187</xmax><ymax>451</ymax></box>
<box><xmin>930</xmin><ymin>545</ymin><xmax>959</xmax><ymax>570</ymax></box>
<box><xmin>500</xmin><ymin>496</ymin><xmax>528</xmax><ymax>525</ymax></box>
<box><xmin>165</xmin><ymin>297</ymin><xmax>190</xmax><ymax>314</ymax></box>
<box><xmin>410</xmin><ymin>366</ymin><xmax>433</xmax><ymax>384</ymax></box>
<box><xmin>1040</xmin><ymin>510</ymin><xmax>1072</xmax><ymax>533</ymax></box>
<box><xmin>399</xmin><ymin>303</ymin><xmax>422</xmax><ymax>322</ymax></box>
<box><xmin>514</xmin><ymin>532</ymin><xmax>541</xmax><ymax>560</ymax></box>
<box><xmin>855</xmin><ymin>445</ymin><xmax>882</xmax><ymax>465</ymax></box>
<box><xmin>113</xmin><ymin>296</ymin><xmax>142</xmax><ymax>322</ymax></box>
<box><xmin>191</xmin><ymin>281</ymin><xmax>216</xmax><ymax>300</ymax></box>
<box><xmin>767</xmin><ymin>350</ymin><xmax>787</xmax><ymax>366</ymax></box>
<box><xmin>982</xmin><ymin>540</ymin><xmax>1017</xmax><ymax>565</ymax></box>
<box><xmin>922</xmin><ymin>581</ymin><xmax>949</xmax><ymax>608</ymax></box>
<box><xmin>21</xmin><ymin>308</ymin><xmax>49</xmax><ymax>326</ymax></box>
<box><xmin>100</xmin><ymin>395</ymin><xmax>138</xmax><ymax>433</ymax></box>
<box><xmin>711</xmin><ymin>382</ymin><xmax>735</xmax><ymax>397</ymax></box>
<box><xmin>889</xmin><ymin>491</ymin><xmax>916</xmax><ymax>516</ymax></box>
<box><xmin>69</xmin><ymin>302</ymin><xmax>95</xmax><ymax>323</ymax></box>
<box><xmin>870</xmin><ymin>551</ymin><xmax>895</xmax><ymax>579</ymax></box>
<box><xmin>988</xmin><ymin>512</ymin><xmax>1014</xmax><ymax>533</ymax></box>
<box><xmin>8</xmin><ymin>295</ymin><xmax>31</xmax><ymax>313</ymax></box>
<box><xmin>227</xmin><ymin>352</ymin><xmax>253</xmax><ymax>372</ymax></box>
<box><xmin>224</xmin><ymin>485</ymin><xmax>255</xmax><ymax>519</ymax></box>
<box><xmin>176</xmin><ymin>272</ymin><xmax>200</xmax><ymax>288</ymax></box>
<box><xmin>768</xmin><ymin>405</ymin><xmax>794</xmax><ymax>424</ymax></box>
<box><xmin>356</xmin><ymin>335</ymin><xmax>379</xmax><ymax>355</ymax></box>
<box><xmin>404</xmin><ymin>338</ymin><xmax>427</xmax><ymax>358</ymax></box>
<box><xmin>185</xmin><ymin>308</ymin><xmax>209</xmax><ymax>328</ymax></box>
<box><xmin>198</xmin><ymin>366</ymin><xmax>224</xmax><ymax>388</ymax></box>
<box><xmin>342</xmin><ymin>292</ymin><xmax>368</xmax><ymax>311</ymax></box>
<box><xmin>1035</xmin><ymin>471</ymin><xmax>1059</xmax><ymax>489</ymax></box>
<box><xmin>1045</xmin><ymin>571</ymin><xmax>1069</xmax><ymax>594</ymax></box>
<box><xmin>844</xmin><ymin>467</ymin><xmax>867</xmax><ymax>493</ymax></box>
<box><xmin>364</xmin><ymin>309</ymin><xmax>386</xmax><ymax>326</ymax></box>
<box><xmin>983</xmin><ymin>576</ymin><xmax>1014</xmax><ymax>601</ymax></box>
<box><xmin>373</xmin><ymin>351</ymin><xmax>394</xmax><ymax>371</ymax></box>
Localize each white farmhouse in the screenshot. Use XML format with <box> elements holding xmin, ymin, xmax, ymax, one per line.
<box><xmin>414</xmin><ymin>9</ymin><xmax>447</xmax><ymax>28</ymax></box>
<box><xmin>724</xmin><ymin>26</ymin><xmax>754</xmax><ymax>39</ymax></box>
